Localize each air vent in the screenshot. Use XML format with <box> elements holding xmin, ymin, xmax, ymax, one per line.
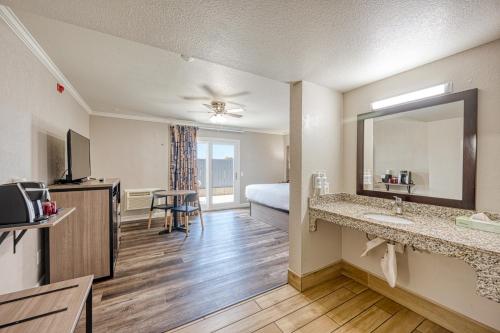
<box><xmin>125</xmin><ymin>188</ymin><xmax>160</xmax><ymax>211</ymax></box>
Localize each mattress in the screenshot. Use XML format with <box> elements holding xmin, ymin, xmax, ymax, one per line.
<box><xmin>245</xmin><ymin>183</ymin><xmax>289</xmax><ymax>212</ymax></box>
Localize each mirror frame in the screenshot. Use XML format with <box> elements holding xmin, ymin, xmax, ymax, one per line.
<box><xmin>356</xmin><ymin>88</ymin><xmax>478</xmax><ymax>209</ymax></box>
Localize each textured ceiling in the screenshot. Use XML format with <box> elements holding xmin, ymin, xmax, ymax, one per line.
<box><xmin>14</xmin><ymin>11</ymin><xmax>290</xmax><ymax>132</ymax></box>
<box><xmin>3</xmin><ymin>0</ymin><xmax>500</xmax><ymax>92</ymax></box>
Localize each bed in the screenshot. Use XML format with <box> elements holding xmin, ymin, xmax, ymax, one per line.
<box><xmin>245</xmin><ymin>183</ymin><xmax>289</xmax><ymax>231</ymax></box>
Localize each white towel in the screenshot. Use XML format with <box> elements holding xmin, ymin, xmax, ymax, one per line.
<box><xmin>471</xmin><ymin>212</ymin><xmax>491</xmax><ymax>222</ymax></box>
<box><xmin>361</xmin><ymin>237</ymin><xmax>386</xmax><ymax>257</ymax></box>
<box><xmin>381</xmin><ymin>243</ymin><xmax>397</xmax><ymax>288</ymax></box>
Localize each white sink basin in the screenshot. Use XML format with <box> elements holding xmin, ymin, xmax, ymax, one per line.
<box><xmin>363</xmin><ymin>213</ymin><xmax>414</xmax><ymax>225</ymax></box>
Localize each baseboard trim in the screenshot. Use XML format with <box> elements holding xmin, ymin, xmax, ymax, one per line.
<box><xmin>341</xmin><ymin>260</ymin><xmax>498</xmax><ymax>333</ymax></box>
<box><xmin>121</xmin><ymin>212</ymin><xmax>164</xmax><ymax>222</ymax></box>
<box><xmin>288</xmin><ymin>260</ymin><xmax>343</xmax><ymax>292</ymax></box>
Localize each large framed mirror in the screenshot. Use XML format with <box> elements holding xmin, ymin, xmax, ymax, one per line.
<box><xmin>357</xmin><ymin>88</ymin><xmax>477</xmax><ymax>209</ymax></box>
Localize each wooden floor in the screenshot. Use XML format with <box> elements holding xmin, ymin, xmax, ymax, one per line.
<box><xmin>77</xmin><ymin>209</ymin><xmax>289</xmax><ymax>333</ymax></box>
<box><xmin>169</xmin><ymin>275</ymin><xmax>450</xmax><ymax>333</ymax></box>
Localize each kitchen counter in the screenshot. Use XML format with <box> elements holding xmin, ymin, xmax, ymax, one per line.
<box><xmin>309</xmin><ymin>193</ymin><xmax>500</xmax><ymax>302</ymax></box>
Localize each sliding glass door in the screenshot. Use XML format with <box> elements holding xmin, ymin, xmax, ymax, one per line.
<box><xmin>197</xmin><ymin>138</ymin><xmax>240</xmax><ymax>210</ymax></box>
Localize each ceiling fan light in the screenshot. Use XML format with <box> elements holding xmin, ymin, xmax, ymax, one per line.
<box><xmin>210</xmin><ymin>114</ymin><xmax>226</xmax><ymax>124</ymax></box>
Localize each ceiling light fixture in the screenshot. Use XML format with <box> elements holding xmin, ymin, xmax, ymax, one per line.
<box><xmin>210</xmin><ymin>113</ymin><xmax>226</xmax><ymax>124</ymax></box>
<box><xmin>371</xmin><ymin>82</ymin><xmax>452</xmax><ymax>110</ymax></box>
<box><xmin>180</xmin><ymin>54</ymin><xmax>194</xmax><ymax>62</ymax></box>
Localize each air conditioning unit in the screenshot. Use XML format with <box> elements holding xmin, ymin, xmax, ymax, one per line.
<box><xmin>125</xmin><ymin>188</ymin><xmax>160</xmax><ymax>211</ymax></box>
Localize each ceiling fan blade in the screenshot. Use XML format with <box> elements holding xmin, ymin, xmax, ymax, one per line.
<box><xmin>201</xmin><ymin>84</ymin><xmax>219</xmax><ymax>98</ymax></box>
<box><xmin>182</xmin><ymin>96</ymin><xmax>211</xmax><ymax>101</ymax></box>
<box><xmin>226</xmin><ymin>100</ymin><xmax>246</xmax><ymax>107</ymax></box>
<box><xmin>225</xmin><ymin>113</ymin><xmax>243</xmax><ymax>118</ymax></box>
<box><xmin>203</xmin><ymin>104</ymin><xmax>215</xmax><ymax>111</ymax></box>
<box><xmin>221</xmin><ymin>91</ymin><xmax>250</xmax><ymax>98</ymax></box>
<box><xmin>188</xmin><ymin>110</ymin><xmax>213</xmax><ymax>113</ymax></box>
<box><xmin>226</xmin><ymin>108</ymin><xmax>245</xmax><ymax>113</ymax></box>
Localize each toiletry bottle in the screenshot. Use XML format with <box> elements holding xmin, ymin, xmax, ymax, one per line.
<box><xmin>323</xmin><ymin>181</ymin><xmax>330</xmax><ymax>195</ymax></box>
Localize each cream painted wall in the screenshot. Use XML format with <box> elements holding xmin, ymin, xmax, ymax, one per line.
<box><xmin>0</xmin><ymin>19</ymin><xmax>89</xmax><ymax>294</ymax></box>
<box><xmin>342</xmin><ymin>39</ymin><xmax>500</xmax><ymax>329</ymax></box>
<box><xmin>289</xmin><ymin>81</ymin><xmax>343</xmax><ymax>275</ymax></box>
<box><xmin>90</xmin><ymin>116</ymin><xmax>287</xmax><ymax>218</ymax></box>
<box><xmin>90</xmin><ymin>116</ymin><xmax>170</xmax><ymax>218</ymax></box>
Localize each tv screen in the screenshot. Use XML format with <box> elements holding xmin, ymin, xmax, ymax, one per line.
<box><xmin>67</xmin><ymin>130</ymin><xmax>91</xmax><ymax>181</ymax></box>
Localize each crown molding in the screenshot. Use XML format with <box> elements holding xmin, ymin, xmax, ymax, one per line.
<box><xmin>0</xmin><ymin>5</ymin><xmax>93</xmax><ymax>114</ymax></box>
<box><xmin>91</xmin><ymin>111</ymin><xmax>288</xmax><ymax>135</ymax></box>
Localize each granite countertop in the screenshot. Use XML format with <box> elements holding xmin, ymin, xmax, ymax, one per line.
<box><xmin>309</xmin><ymin>193</ymin><xmax>500</xmax><ymax>303</ymax></box>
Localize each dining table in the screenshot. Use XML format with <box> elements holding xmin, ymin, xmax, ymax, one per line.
<box><xmin>154</xmin><ymin>189</ymin><xmax>196</xmax><ymax>234</ymax></box>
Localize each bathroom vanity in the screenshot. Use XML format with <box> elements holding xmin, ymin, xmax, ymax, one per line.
<box><xmin>309</xmin><ymin>193</ymin><xmax>500</xmax><ymax>303</ymax></box>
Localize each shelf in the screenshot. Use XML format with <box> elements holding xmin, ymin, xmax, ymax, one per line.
<box><xmin>0</xmin><ymin>207</ymin><xmax>75</xmax><ymax>253</ymax></box>
<box><xmin>0</xmin><ymin>207</ymin><xmax>76</xmax><ymax>232</ymax></box>
<box><xmin>376</xmin><ymin>182</ymin><xmax>415</xmax><ymax>194</ymax></box>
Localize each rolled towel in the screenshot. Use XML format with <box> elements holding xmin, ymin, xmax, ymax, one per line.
<box><xmin>361</xmin><ymin>237</ymin><xmax>386</xmax><ymax>257</ymax></box>
<box><xmin>471</xmin><ymin>212</ymin><xmax>492</xmax><ymax>222</ymax></box>
<box><xmin>381</xmin><ymin>243</ymin><xmax>397</xmax><ymax>288</ymax></box>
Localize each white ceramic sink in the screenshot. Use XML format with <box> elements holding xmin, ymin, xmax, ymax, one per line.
<box><xmin>363</xmin><ymin>213</ymin><xmax>414</xmax><ymax>225</ymax></box>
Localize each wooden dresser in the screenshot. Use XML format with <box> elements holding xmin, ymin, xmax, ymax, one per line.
<box><xmin>47</xmin><ymin>179</ymin><xmax>120</xmax><ymax>283</ymax></box>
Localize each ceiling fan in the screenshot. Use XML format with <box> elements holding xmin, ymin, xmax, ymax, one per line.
<box><xmin>189</xmin><ymin>101</ymin><xmax>244</xmax><ymax>124</ymax></box>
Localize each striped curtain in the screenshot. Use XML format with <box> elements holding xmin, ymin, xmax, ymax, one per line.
<box><xmin>169</xmin><ymin>125</ymin><xmax>198</xmax><ymax>191</ymax></box>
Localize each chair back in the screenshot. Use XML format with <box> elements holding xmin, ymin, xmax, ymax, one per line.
<box><xmin>152</xmin><ymin>190</ymin><xmax>170</xmax><ymax>205</ymax></box>
<box><xmin>153</xmin><ymin>190</ymin><xmax>165</xmax><ymax>198</ymax></box>
<box><xmin>184</xmin><ymin>192</ymin><xmax>198</xmax><ymax>204</ymax></box>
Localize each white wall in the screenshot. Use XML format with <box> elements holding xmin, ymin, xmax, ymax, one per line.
<box><xmin>342</xmin><ymin>39</ymin><xmax>500</xmax><ymax>329</ymax></box>
<box><xmin>0</xmin><ymin>19</ymin><xmax>89</xmax><ymax>293</ymax></box>
<box><xmin>90</xmin><ymin>116</ymin><xmax>287</xmax><ymax>218</ymax></box>
<box><xmin>90</xmin><ymin>116</ymin><xmax>170</xmax><ymax>218</ymax></box>
<box><xmin>289</xmin><ymin>81</ymin><xmax>343</xmax><ymax>275</ymax></box>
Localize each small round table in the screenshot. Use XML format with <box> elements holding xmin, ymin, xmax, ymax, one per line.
<box><xmin>154</xmin><ymin>189</ymin><xmax>196</xmax><ymax>234</ymax></box>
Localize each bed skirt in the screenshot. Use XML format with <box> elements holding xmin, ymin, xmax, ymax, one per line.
<box><xmin>249</xmin><ymin>201</ymin><xmax>289</xmax><ymax>232</ymax></box>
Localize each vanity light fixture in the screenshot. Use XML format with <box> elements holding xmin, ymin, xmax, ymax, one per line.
<box><xmin>371</xmin><ymin>82</ymin><xmax>452</xmax><ymax>110</ymax></box>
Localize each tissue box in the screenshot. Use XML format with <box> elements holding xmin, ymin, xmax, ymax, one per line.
<box><xmin>455</xmin><ymin>216</ymin><xmax>500</xmax><ymax>234</ymax></box>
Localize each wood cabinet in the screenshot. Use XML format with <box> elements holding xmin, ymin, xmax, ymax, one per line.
<box><xmin>46</xmin><ymin>179</ymin><xmax>120</xmax><ymax>283</ymax></box>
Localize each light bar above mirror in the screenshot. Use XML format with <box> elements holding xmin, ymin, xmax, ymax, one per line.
<box><xmin>371</xmin><ymin>82</ymin><xmax>453</xmax><ymax>110</ymax></box>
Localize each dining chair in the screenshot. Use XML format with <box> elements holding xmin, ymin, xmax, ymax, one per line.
<box><xmin>148</xmin><ymin>190</ymin><xmax>174</xmax><ymax>231</ymax></box>
<box><xmin>171</xmin><ymin>192</ymin><xmax>204</xmax><ymax>235</ymax></box>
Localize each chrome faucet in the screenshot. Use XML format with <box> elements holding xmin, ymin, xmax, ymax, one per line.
<box><xmin>394</xmin><ymin>196</ymin><xmax>403</xmax><ymax>215</ymax></box>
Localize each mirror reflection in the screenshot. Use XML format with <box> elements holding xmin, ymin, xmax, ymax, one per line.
<box><xmin>363</xmin><ymin>101</ymin><xmax>464</xmax><ymax>200</ymax></box>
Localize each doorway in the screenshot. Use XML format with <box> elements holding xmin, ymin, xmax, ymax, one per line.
<box><xmin>197</xmin><ymin>138</ymin><xmax>240</xmax><ymax>210</ymax></box>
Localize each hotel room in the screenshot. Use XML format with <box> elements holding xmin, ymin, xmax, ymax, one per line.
<box><xmin>1</xmin><ymin>1</ymin><xmax>500</xmax><ymax>333</ymax></box>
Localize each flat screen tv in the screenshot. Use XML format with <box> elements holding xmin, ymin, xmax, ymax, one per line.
<box><xmin>67</xmin><ymin>129</ymin><xmax>91</xmax><ymax>182</ymax></box>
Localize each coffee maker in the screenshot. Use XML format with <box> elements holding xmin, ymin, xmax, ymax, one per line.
<box><xmin>0</xmin><ymin>182</ymin><xmax>50</xmax><ymax>226</ymax></box>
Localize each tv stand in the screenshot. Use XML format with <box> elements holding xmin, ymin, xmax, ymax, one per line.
<box><xmin>55</xmin><ymin>177</ymin><xmax>88</xmax><ymax>185</ymax></box>
<box><xmin>47</xmin><ymin>178</ymin><xmax>120</xmax><ymax>283</ymax></box>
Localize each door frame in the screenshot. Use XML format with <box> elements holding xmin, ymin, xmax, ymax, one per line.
<box><xmin>198</xmin><ymin>137</ymin><xmax>241</xmax><ymax>210</ymax></box>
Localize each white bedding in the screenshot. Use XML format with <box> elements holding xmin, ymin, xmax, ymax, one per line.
<box><xmin>245</xmin><ymin>183</ymin><xmax>289</xmax><ymax>212</ymax></box>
